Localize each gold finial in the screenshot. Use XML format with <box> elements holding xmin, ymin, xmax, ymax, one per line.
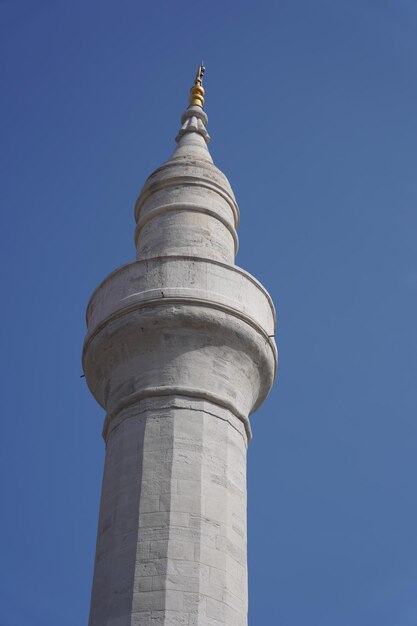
<box><xmin>188</xmin><ymin>64</ymin><xmax>205</xmax><ymax>108</ymax></box>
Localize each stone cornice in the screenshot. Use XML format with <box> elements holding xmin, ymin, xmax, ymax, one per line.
<box><xmin>85</xmin><ymin>255</ymin><xmax>276</xmax><ymax>327</ymax></box>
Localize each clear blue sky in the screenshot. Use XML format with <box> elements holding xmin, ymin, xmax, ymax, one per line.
<box><xmin>1</xmin><ymin>1</ymin><xmax>417</xmax><ymax>624</ymax></box>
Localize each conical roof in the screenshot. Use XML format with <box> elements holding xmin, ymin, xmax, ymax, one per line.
<box><xmin>134</xmin><ymin>66</ymin><xmax>240</xmax><ymax>264</ymax></box>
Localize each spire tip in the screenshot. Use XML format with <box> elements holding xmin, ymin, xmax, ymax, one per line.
<box><xmin>189</xmin><ymin>64</ymin><xmax>205</xmax><ymax>108</ymax></box>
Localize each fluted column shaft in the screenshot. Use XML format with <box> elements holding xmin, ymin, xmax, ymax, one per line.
<box><xmin>89</xmin><ymin>397</ymin><xmax>248</xmax><ymax>625</ymax></box>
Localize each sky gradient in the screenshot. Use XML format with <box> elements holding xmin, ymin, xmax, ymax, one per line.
<box><xmin>1</xmin><ymin>1</ymin><xmax>417</xmax><ymax>624</ymax></box>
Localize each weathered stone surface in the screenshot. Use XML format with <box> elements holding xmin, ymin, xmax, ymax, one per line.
<box><xmin>88</xmin><ymin>400</ymin><xmax>248</xmax><ymax>626</ymax></box>
<box><xmin>84</xmin><ymin>99</ymin><xmax>277</xmax><ymax>625</ymax></box>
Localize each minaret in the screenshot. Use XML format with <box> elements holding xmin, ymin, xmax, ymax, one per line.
<box><xmin>83</xmin><ymin>67</ymin><xmax>277</xmax><ymax>626</ymax></box>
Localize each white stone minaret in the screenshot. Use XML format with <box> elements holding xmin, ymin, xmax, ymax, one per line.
<box><xmin>83</xmin><ymin>66</ymin><xmax>277</xmax><ymax>626</ymax></box>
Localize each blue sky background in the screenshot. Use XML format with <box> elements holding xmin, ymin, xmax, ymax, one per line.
<box><xmin>1</xmin><ymin>1</ymin><xmax>417</xmax><ymax>624</ymax></box>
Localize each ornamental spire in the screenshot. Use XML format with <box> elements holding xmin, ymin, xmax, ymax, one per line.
<box><xmin>175</xmin><ymin>64</ymin><xmax>210</xmax><ymax>146</ymax></box>
<box><xmin>189</xmin><ymin>63</ymin><xmax>205</xmax><ymax>107</ymax></box>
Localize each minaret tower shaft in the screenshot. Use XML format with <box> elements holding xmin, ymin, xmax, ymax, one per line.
<box><xmin>83</xmin><ymin>67</ymin><xmax>277</xmax><ymax>626</ymax></box>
